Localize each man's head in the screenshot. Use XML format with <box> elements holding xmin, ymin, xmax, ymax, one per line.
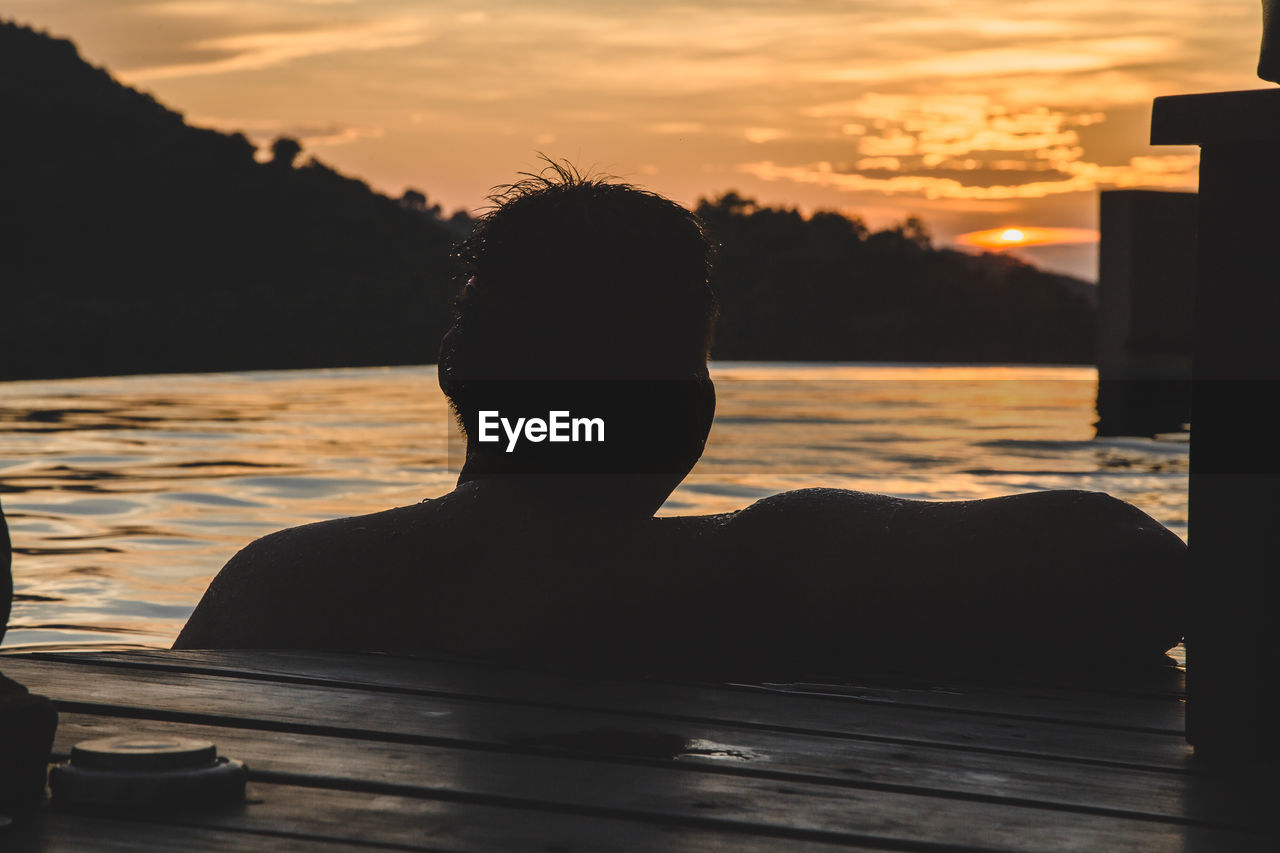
<box><xmin>439</xmin><ymin>162</ymin><xmax>718</xmax><ymax>515</ymax></box>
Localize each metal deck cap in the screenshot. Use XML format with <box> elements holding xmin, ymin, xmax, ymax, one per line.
<box><xmin>69</xmin><ymin>736</ymin><xmax>218</xmax><ymax>772</ymax></box>
<box><xmin>52</xmin><ymin>736</ymin><xmax>247</xmax><ymax>807</ymax></box>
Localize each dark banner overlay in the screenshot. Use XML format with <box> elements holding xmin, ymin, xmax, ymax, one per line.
<box><xmin>446</xmin><ymin>379</ymin><xmax>710</xmax><ymax>476</ymax></box>
<box><xmin>439</xmin><ymin>376</ymin><xmax>1280</xmax><ymax>477</ymax></box>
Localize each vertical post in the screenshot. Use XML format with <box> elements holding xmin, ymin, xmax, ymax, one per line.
<box><xmin>1095</xmin><ymin>190</ymin><xmax>1195</xmax><ymax>437</ymax></box>
<box><xmin>1152</xmin><ymin>89</ymin><xmax>1280</xmax><ymax>761</ymax></box>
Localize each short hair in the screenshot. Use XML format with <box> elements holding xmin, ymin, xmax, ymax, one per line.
<box><xmin>440</xmin><ymin>161</ymin><xmax>718</xmax><ymax>401</ymax></box>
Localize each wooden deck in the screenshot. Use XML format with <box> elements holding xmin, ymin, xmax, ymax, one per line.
<box><xmin>1</xmin><ymin>648</ymin><xmax>1276</xmax><ymax>851</ymax></box>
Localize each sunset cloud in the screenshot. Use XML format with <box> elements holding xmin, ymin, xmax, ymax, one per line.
<box><xmin>810</xmin><ymin>95</ymin><xmax>1115</xmax><ymax>163</ymax></box>
<box><xmin>744</xmin><ymin>127</ymin><xmax>788</xmax><ymax>144</ymax></box>
<box><xmin>739</xmin><ymin>152</ymin><xmax>1199</xmax><ymax>201</ymax></box>
<box><xmin>125</xmin><ymin>16</ymin><xmax>427</xmax><ymax>80</ymax></box>
<box><xmin>649</xmin><ymin>122</ymin><xmax>705</xmax><ymax>135</ymax></box>
<box><xmin>189</xmin><ymin>115</ymin><xmax>384</xmax><ymax>148</ymax></box>
<box><xmin>768</xmin><ymin>88</ymin><xmax>1201</xmax><ymax>214</ymax></box>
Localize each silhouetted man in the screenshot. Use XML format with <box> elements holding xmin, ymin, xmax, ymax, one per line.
<box><xmin>176</xmin><ymin>165</ymin><xmax>1186</xmax><ymax>669</ymax></box>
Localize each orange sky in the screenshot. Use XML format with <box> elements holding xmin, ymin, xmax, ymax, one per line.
<box><xmin>6</xmin><ymin>0</ymin><xmax>1267</xmax><ymax>279</ymax></box>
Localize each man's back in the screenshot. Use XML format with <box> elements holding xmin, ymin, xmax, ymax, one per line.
<box><xmin>176</xmin><ymin>167</ymin><xmax>1185</xmax><ymax>668</ymax></box>
<box><xmin>175</xmin><ymin>486</ymin><xmax>1185</xmax><ymax>668</ymax></box>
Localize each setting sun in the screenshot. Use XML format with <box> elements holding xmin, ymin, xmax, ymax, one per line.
<box><xmin>955</xmin><ymin>226</ymin><xmax>1100</xmax><ymax>251</ymax></box>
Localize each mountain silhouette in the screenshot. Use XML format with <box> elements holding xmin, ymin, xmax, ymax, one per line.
<box><xmin>0</xmin><ymin>20</ymin><xmax>465</xmax><ymax>380</ymax></box>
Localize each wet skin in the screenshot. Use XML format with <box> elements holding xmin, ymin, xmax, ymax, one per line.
<box><xmin>174</xmin><ymin>483</ymin><xmax>1186</xmax><ymax>670</ymax></box>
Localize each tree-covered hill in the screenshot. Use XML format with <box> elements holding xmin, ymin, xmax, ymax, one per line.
<box><xmin>1</xmin><ymin>20</ymin><xmax>466</xmax><ymax>380</ymax></box>
<box><xmin>1</xmin><ymin>20</ymin><xmax>1096</xmax><ymax>381</ymax></box>
<box><xmin>698</xmin><ymin>193</ymin><xmax>1095</xmax><ymax>364</ymax></box>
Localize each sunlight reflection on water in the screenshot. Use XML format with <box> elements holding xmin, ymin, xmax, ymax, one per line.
<box><xmin>0</xmin><ymin>363</ymin><xmax>1187</xmax><ymax>648</ymax></box>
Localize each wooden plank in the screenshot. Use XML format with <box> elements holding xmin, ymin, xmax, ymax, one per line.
<box><xmin>739</xmin><ymin>659</ymin><xmax>1184</xmax><ymax>703</ymax></box>
<box><xmin>48</xmin><ymin>711</ymin><xmax>1276</xmax><ymax>832</ymax></box>
<box><xmin>3</xmin><ymin>656</ymin><xmax>1193</xmax><ymax>775</ymax></box>
<box><xmin>39</xmin><ymin>715</ymin><xmax>1277</xmax><ymax>852</ymax></box>
<box><xmin>3</xmin><ymin>809</ymin><xmax>407</xmax><ymax>852</ymax></box>
<box><xmin>723</xmin><ymin>681</ymin><xmax>1180</xmax><ymax>734</ymax></box>
<box><xmin>196</xmin><ymin>648</ymin><xmax>1187</xmax><ymax>726</ymax></box>
<box><xmin>69</xmin><ymin>646</ymin><xmax>1189</xmax><ymax>705</ymax></box>
<box><xmin>15</xmin><ymin>779</ymin><xmax>869</xmax><ymax>853</ymax></box>
<box><xmin>25</xmin><ymin>649</ymin><xmax>1186</xmax><ymax>738</ymax></box>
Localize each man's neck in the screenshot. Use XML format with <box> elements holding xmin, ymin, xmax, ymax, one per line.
<box><xmin>454</xmin><ymin>466</ymin><xmax>668</xmax><ymax>519</ymax></box>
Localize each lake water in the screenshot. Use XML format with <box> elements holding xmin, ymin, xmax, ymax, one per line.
<box><xmin>0</xmin><ymin>363</ymin><xmax>1188</xmax><ymax>650</ymax></box>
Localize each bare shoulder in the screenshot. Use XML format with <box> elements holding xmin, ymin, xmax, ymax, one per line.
<box><xmin>721</xmin><ymin>487</ymin><xmax>1185</xmax><ymax>661</ymax></box>
<box><xmin>732</xmin><ymin>486</ymin><xmax>1175</xmax><ymax>530</ymax></box>
<box><xmin>725</xmin><ymin>487</ymin><xmax>914</xmax><ymax>539</ymax></box>
<box><xmin>722</xmin><ymin>486</ymin><xmax>1185</xmax><ymax>577</ymax></box>
<box><xmin>173</xmin><ymin>502</ymin><xmax>437</xmax><ymax>649</ymax></box>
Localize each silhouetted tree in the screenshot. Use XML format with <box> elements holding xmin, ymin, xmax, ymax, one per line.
<box><xmin>399</xmin><ymin>188</ymin><xmax>443</xmax><ymax>219</ymax></box>
<box><xmin>445</xmin><ymin>209</ymin><xmax>475</xmax><ymax>237</ymax></box>
<box><xmin>902</xmin><ymin>215</ymin><xmax>932</xmax><ymax>249</ymax></box>
<box><xmin>270</xmin><ymin>136</ymin><xmax>302</xmax><ymax>168</ymax></box>
<box><xmin>400</xmin><ymin>189</ymin><xmax>427</xmax><ymax>212</ymax></box>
